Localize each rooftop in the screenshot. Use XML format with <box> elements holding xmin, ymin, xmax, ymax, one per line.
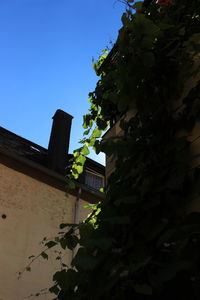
<box><xmin>0</xmin><ymin>126</ymin><xmax>104</xmax><ymax>176</ymax></box>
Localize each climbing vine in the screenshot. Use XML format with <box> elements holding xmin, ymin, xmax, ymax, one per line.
<box><xmin>32</xmin><ymin>0</ymin><xmax>200</xmax><ymax>299</ymax></box>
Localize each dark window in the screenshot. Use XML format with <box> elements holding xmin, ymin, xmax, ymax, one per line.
<box><xmin>85</xmin><ymin>172</ymin><xmax>103</xmax><ymax>191</ymax></box>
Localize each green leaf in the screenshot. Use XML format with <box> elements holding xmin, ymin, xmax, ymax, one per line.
<box><xmin>60</xmin><ymin>233</ymin><xmax>79</xmax><ymax>250</ymax></box>
<box><xmin>72</xmin><ymin>248</ymin><xmax>97</xmax><ymax>271</ymax></box>
<box><xmin>41</xmin><ymin>251</ymin><xmax>48</xmax><ymax>260</ymax></box>
<box><xmin>96</xmin><ymin>118</ymin><xmax>107</xmax><ymax>130</ymax></box>
<box><xmin>53</xmin><ymin>270</ymin><xmax>68</xmax><ymax>289</ymax></box>
<box><xmin>60</xmin><ymin>238</ymin><xmax>67</xmax><ymax>250</ymax></box>
<box><xmin>81</xmin><ymin>146</ymin><xmax>90</xmax><ymax>155</ymax></box>
<box><xmin>83</xmin><ymin>128</ymin><xmax>90</xmax><ymax>135</ymax></box>
<box><xmin>76</xmin><ymin>154</ymin><xmax>86</xmax><ymax>164</ymax></box>
<box><xmin>83</xmin><ymin>114</ymin><xmax>93</xmax><ymax>129</ymax></box>
<box><xmin>67</xmin><ymin>180</ymin><xmax>75</xmax><ymax>190</ymax></box>
<box><xmin>26</xmin><ymin>266</ymin><xmax>31</xmax><ymax>272</ymax></box>
<box><xmin>79</xmin><ymin>223</ymin><xmax>94</xmax><ymax>242</ymax></box>
<box><xmin>72</xmin><ymin>172</ymin><xmax>79</xmax><ymax>180</ymax></box>
<box><xmin>49</xmin><ymin>285</ymin><xmax>60</xmax><ymax>295</ymax></box>
<box><xmin>92</xmin><ymin>128</ymin><xmax>102</xmax><ymax>138</ymax></box>
<box><xmin>53</xmin><ymin>269</ymin><xmax>78</xmax><ymax>291</ymax></box>
<box><xmin>77</xmin><ymin>165</ymin><xmax>84</xmax><ymax>174</ymax></box>
<box><xmin>59</xmin><ymin>223</ymin><xmax>74</xmax><ymax>229</ymax></box>
<box><xmin>45</xmin><ymin>241</ymin><xmax>57</xmax><ymax>249</ymax></box>
<box><xmin>73</xmin><ymin>151</ymin><xmax>80</xmax><ymax>158</ymax></box>
<box><xmin>87</xmin><ymin>137</ymin><xmax>96</xmax><ymax>147</ymax></box>
<box><xmin>72</xmin><ymin>167</ymin><xmax>78</xmax><ymax>174</ymax></box>
<box><xmin>83</xmin><ymin>204</ymin><xmax>93</xmax><ymax>209</ymax></box>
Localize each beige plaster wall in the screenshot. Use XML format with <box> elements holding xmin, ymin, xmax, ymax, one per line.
<box><xmin>0</xmin><ymin>162</ymin><xmax>90</xmax><ymax>300</ymax></box>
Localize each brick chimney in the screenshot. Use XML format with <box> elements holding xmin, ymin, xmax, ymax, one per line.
<box><xmin>48</xmin><ymin>109</ymin><xmax>73</xmax><ymax>174</ymax></box>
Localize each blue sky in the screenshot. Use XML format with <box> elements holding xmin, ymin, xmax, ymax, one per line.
<box><xmin>0</xmin><ymin>0</ymin><xmax>126</xmax><ymax>165</ymax></box>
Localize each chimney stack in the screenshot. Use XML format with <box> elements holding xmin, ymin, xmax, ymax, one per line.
<box><xmin>48</xmin><ymin>109</ymin><xmax>73</xmax><ymax>174</ymax></box>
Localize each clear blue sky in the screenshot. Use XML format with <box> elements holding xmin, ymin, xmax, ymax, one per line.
<box><xmin>0</xmin><ymin>0</ymin><xmax>127</xmax><ymax>165</ymax></box>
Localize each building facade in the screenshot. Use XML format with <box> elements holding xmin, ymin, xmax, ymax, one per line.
<box><xmin>0</xmin><ymin>110</ymin><xmax>104</xmax><ymax>300</ymax></box>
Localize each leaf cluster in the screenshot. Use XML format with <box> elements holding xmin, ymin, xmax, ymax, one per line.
<box><xmin>48</xmin><ymin>1</ymin><xmax>200</xmax><ymax>299</ymax></box>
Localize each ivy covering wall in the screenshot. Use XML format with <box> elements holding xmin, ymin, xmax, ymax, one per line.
<box><xmin>32</xmin><ymin>0</ymin><xmax>200</xmax><ymax>299</ymax></box>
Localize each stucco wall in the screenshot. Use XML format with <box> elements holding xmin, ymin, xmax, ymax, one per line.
<box><xmin>0</xmin><ymin>162</ymin><xmax>90</xmax><ymax>300</ymax></box>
